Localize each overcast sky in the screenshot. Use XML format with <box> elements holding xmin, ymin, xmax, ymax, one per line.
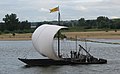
<box><xmin>0</xmin><ymin>0</ymin><xmax>120</xmax><ymax>22</ymax></box>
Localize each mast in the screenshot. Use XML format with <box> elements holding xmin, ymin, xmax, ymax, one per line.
<box><xmin>58</xmin><ymin>6</ymin><xmax>61</xmax><ymax>57</ymax></box>
<box><xmin>75</xmin><ymin>35</ymin><xmax>77</xmax><ymax>52</ymax></box>
<box><xmin>49</xmin><ymin>6</ymin><xmax>62</xmax><ymax>58</ymax></box>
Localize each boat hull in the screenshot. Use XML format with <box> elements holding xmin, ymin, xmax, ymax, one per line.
<box><xmin>18</xmin><ymin>58</ymin><xmax>107</xmax><ymax>66</ymax></box>
<box><xmin>18</xmin><ymin>58</ymin><xmax>71</xmax><ymax>66</ymax></box>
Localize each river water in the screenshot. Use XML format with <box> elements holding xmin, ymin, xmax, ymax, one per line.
<box><xmin>0</xmin><ymin>39</ymin><xmax>120</xmax><ymax>74</ymax></box>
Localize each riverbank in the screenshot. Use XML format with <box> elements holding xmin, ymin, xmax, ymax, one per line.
<box><xmin>63</xmin><ymin>31</ymin><xmax>120</xmax><ymax>39</ymax></box>
<box><xmin>0</xmin><ymin>33</ymin><xmax>32</xmax><ymax>41</ymax></box>
<box><xmin>0</xmin><ymin>31</ymin><xmax>120</xmax><ymax>40</ymax></box>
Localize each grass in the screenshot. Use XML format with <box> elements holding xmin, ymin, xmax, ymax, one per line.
<box><xmin>62</xmin><ymin>30</ymin><xmax>120</xmax><ymax>39</ymax></box>
<box><xmin>0</xmin><ymin>33</ymin><xmax>32</xmax><ymax>40</ymax></box>
<box><xmin>0</xmin><ymin>30</ymin><xmax>120</xmax><ymax>41</ymax></box>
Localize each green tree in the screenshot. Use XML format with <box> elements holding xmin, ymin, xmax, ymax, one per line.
<box><xmin>78</xmin><ymin>18</ymin><xmax>86</xmax><ymax>27</ymax></box>
<box><xmin>113</xmin><ymin>19</ymin><xmax>120</xmax><ymax>29</ymax></box>
<box><xmin>19</xmin><ymin>20</ymin><xmax>30</xmax><ymax>30</ymax></box>
<box><xmin>3</xmin><ymin>13</ymin><xmax>19</xmax><ymax>31</ymax></box>
<box><xmin>96</xmin><ymin>16</ymin><xmax>110</xmax><ymax>29</ymax></box>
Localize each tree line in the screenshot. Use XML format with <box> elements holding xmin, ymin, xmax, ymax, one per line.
<box><xmin>61</xmin><ymin>16</ymin><xmax>120</xmax><ymax>31</ymax></box>
<box><xmin>0</xmin><ymin>13</ymin><xmax>31</xmax><ymax>33</ymax></box>
<box><xmin>0</xmin><ymin>13</ymin><xmax>120</xmax><ymax>34</ymax></box>
<box><xmin>36</xmin><ymin>16</ymin><xmax>120</xmax><ymax>32</ymax></box>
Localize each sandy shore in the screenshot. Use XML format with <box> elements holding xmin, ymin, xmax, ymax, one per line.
<box><xmin>62</xmin><ymin>31</ymin><xmax>120</xmax><ymax>39</ymax></box>
<box><xmin>0</xmin><ymin>33</ymin><xmax>32</xmax><ymax>41</ymax></box>
<box><xmin>0</xmin><ymin>31</ymin><xmax>120</xmax><ymax>41</ymax></box>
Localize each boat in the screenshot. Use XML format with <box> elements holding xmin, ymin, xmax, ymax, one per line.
<box><xmin>18</xmin><ymin>7</ymin><xmax>107</xmax><ymax>66</ymax></box>
<box><xmin>18</xmin><ymin>24</ymin><xmax>107</xmax><ymax>66</ymax></box>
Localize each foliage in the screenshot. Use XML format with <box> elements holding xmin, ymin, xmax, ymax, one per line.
<box><xmin>0</xmin><ymin>31</ymin><xmax>2</xmax><ymax>35</ymax></box>
<box><xmin>54</xmin><ymin>32</ymin><xmax>67</xmax><ymax>39</ymax></box>
<box><xmin>14</xmin><ymin>29</ymin><xmax>34</xmax><ymax>33</ymax></box>
<box><xmin>78</xmin><ymin>18</ymin><xmax>86</xmax><ymax>26</ymax></box>
<box><xmin>1</xmin><ymin>13</ymin><xmax>31</xmax><ymax>33</ymax></box>
<box><xmin>4</xmin><ymin>30</ymin><xmax>11</xmax><ymax>33</ymax></box>
<box><xmin>3</xmin><ymin>13</ymin><xmax>19</xmax><ymax>31</ymax></box>
<box><xmin>1</xmin><ymin>13</ymin><xmax>120</xmax><ymax>33</ymax></box>
<box><xmin>59</xmin><ymin>16</ymin><xmax>120</xmax><ymax>31</ymax></box>
<box><xmin>19</xmin><ymin>20</ymin><xmax>31</xmax><ymax>30</ymax></box>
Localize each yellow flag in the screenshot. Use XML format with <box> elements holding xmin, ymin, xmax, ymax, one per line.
<box><xmin>50</xmin><ymin>7</ymin><xmax>59</xmax><ymax>13</ymax></box>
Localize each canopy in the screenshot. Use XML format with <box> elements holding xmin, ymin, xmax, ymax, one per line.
<box><xmin>32</xmin><ymin>24</ymin><xmax>67</xmax><ymax>60</ymax></box>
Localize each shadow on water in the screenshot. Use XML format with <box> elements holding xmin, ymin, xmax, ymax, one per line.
<box><xmin>21</xmin><ymin>65</ymin><xmax>68</xmax><ymax>74</ymax></box>
<box><xmin>22</xmin><ymin>65</ymin><xmax>53</xmax><ymax>68</ymax></box>
<box><xmin>20</xmin><ymin>59</ymin><xmax>120</xmax><ymax>74</ymax></box>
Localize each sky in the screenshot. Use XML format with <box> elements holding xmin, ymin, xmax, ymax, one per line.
<box><xmin>0</xmin><ymin>0</ymin><xmax>120</xmax><ymax>22</ymax></box>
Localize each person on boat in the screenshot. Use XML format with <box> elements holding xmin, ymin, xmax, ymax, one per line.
<box><xmin>73</xmin><ymin>51</ymin><xmax>77</xmax><ymax>59</ymax></box>
<box><xmin>70</xmin><ymin>51</ymin><xmax>75</xmax><ymax>61</ymax></box>
<box><xmin>70</xmin><ymin>51</ymin><xmax>77</xmax><ymax>59</ymax></box>
<box><xmin>77</xmin><ymin>51</ymin><xmax>80</xmax><ymax>59</ymax></box>
<box><xmin>70</xmin><ymin>51</ymin><xmax>73</xmax><ymax>59</ymax></box>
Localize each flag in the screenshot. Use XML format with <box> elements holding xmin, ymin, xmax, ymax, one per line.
<box><xmin>50</xmin><ymin>7</ymin><xmax>59</xmax><ymax>13</ymax></box>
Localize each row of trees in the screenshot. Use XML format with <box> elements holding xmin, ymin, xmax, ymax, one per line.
<box><xmin>35</xmin><ymin>16</ymin><xmax>120</xmax><ymax>31</ymax></box>
<box><xmin>0</xmin><ymin>13</ymin><xmax>31</xmax><ymax>33</ymax></box>
<box><xmin>0</xmin><ymin>13</ymin><xmax>120</xmax><ymax>33</ymax></box>
<box><xmin>64</xmin><ymin>16</ymin><xmax>120</xmax><ymax>30</ymax></box>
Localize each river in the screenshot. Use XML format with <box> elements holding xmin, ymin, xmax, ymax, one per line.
<box><xmin>0</xmin><ymin>39</ymin><xmax>120</xmax><ymax>74</ymax></box>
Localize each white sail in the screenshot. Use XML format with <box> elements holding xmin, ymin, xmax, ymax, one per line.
<box><xmin>32</xmin><ymin>24</ymin><xmax>67</xmax><ymax>60</ymax></box>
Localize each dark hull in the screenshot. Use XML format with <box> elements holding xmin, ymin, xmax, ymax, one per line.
<box><xmin>18</xmin><ymin>58</ymin><xmax>107</xmax><ymax>66</ymax></box>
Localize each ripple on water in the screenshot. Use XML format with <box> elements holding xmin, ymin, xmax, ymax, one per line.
<box><xmin>0</xmin><ymin>40</ymin><xmax>120</xmax><ymax>74</ymax></box>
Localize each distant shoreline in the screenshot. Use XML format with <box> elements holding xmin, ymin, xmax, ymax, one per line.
<box><xmin>0</xmin><ymin>31</ymin><xmax>120</xmax><ymax>41</ymax></box>
<box><xmin>0</xmin><ymin>33</ymin><xmax>32</xmax><ymax>41</ymax></box>
<box><xmin>63</xmin><ymin>31</ymin><xmax>120</xmax><ymax>39</ymax></box>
